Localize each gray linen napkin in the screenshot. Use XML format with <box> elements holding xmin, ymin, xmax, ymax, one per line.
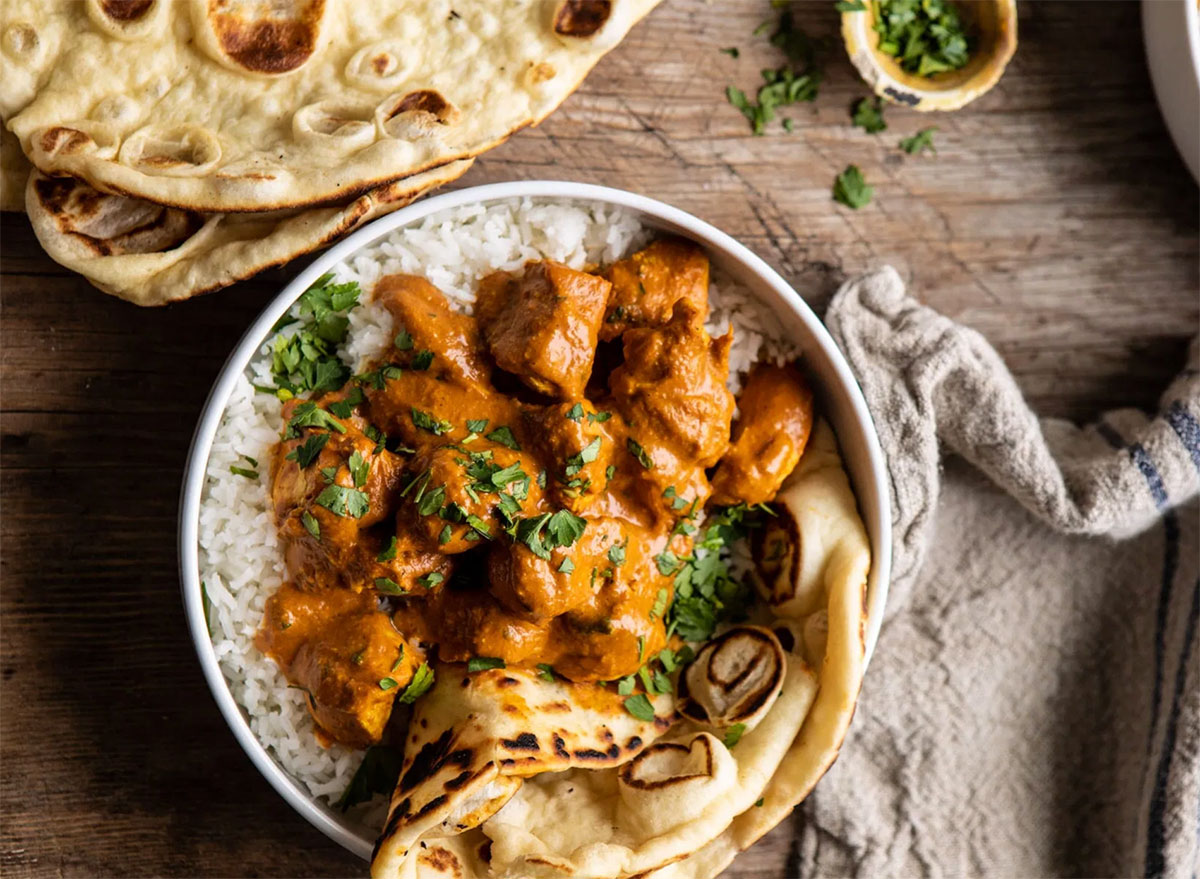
<box><xmin>789</xmin><ymin>267</ymin><xmax>1199</xmax><ymax>878</ymax></box>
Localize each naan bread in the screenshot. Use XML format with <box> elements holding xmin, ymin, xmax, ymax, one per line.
<box><xmin>1</xmin><ymin>128</ymin><xmax>28</xmax><ymax>212</ymax></box>
<box><xmin>6</xmin><ymin>0</ymin><xmax>659</xmax><ymax>213</ymax></box>
<box><xmin>372</xmin><ymin>663</ymin><xmax>675</xmax><ymax>879</ymax></box>
<box><xmin>24</xmin><ymin>161</ymin><xmax>472</xmax><ymax>305</ymax></box>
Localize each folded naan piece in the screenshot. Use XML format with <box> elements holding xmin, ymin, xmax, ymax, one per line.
<box><xmin>1</xmin><ymin>128</ymin><xmax>28</xmax><ymax>212</ymax></box>
<box><xmin>480</xmin><ymin>633</ymin><xmax>819</xmax><ymax>879</ymax></box>
<box><xmin>371</xmin><ymin>664</ymin><xmax>675</xmax><ymax>879</ymax></box>
<box><xmin>24</xmin><ymin>161</ymin><xmax>471</xmax><ymax>305</ymax></box>
<box><xmin>7</xmin><ymin>0</ymin><xmax>659</xmax><ymax>213</ymax></box>
<box><xmin>385</xmin><ymin>421</ymin><xmax>872</xmax><ymax>879</ymax></box>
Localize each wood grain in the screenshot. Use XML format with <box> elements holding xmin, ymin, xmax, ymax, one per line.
<box><xmin>1</xmin><ymin>2</ymin><xmax>1196</xmax><ymax>877</ymax></box>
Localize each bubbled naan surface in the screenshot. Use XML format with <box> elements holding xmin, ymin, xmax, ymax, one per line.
<box><xmin>5</xmin><ymin>0</ymin><xmax>659</xmax><ymax>212</ymax></box>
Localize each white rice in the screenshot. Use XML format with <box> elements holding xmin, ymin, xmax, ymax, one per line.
<box><xmin>197</xmin><ymin>197</ymin><xmax>800</xmax><ymax>828</ymax></box>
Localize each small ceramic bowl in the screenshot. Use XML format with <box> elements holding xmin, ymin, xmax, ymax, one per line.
<box><xmin>177</xmin><ymin>181</ymin><xmax>893</xmax><ymax>858</ymax></box>
<box><xmin>1142</xmin><ymin>0</ymin><xmax>1200</xmax><ymax>182</ymax></box>
<box><xmin>842</xmin><ymin>0</ymin><xmax>1018</xmax><ymax>111</ymax></box>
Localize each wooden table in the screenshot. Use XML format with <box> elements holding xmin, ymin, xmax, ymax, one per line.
<box><xmin>2</xmin><ymin>2</ymin><xmax>1196</xmax><ymax>876</ymax></box>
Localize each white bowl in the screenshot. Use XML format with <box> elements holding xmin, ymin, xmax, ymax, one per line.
<box><xmin>1143</xmin><ymin>0</ymin><xmax>1200</xmax><ymax>182</ymax></box>
<box><xmin>177</xmin><ymin>181</ymin><xmax>893</xmax><ymax>861</ymax></box>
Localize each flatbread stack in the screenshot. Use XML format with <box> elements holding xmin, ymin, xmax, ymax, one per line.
<box><xmin>371</xmin><ymin>420</ymin><xmax>873</xmax><ymax>879</ymax></box>
<box><xmin>0</xmin><ymin>0</ymin><xmax>659</xmax><ymax>304</ymax></box>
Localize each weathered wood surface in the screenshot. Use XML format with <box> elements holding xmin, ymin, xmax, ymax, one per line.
<box><xmin>1</xmin><ymin>2</ymin><xmax>1196</xmax><ymax>877</ymax></box>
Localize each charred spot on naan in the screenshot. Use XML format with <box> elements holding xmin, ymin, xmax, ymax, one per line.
<box><xmin>199</xmin><ymin>0</ymin><xmax>327</xmax><ymax>75</ymax></box>
<box><xmin>97</xmin><ymin>0</ymin><xmax>155</xmax><ymax>22</ymax></box>
<box><xmin>554</xmin><ymin>0</ymin><xmax>613</xmax><ymax>37</ymax></box>
<box><xmin>619</xmin><ymin>735</ymin><xmax>716</xmax><ymax>791</ymax></box>
<box><xmin>38</xmin><ymin>127</ymin><xmax>95</xmax><ymax>158</ymax></box>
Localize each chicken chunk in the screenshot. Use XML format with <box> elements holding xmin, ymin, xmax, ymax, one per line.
<box><xmin>475</xmin><ymin>260</ymin><xmax>611</xmax><ymax>400</ymax></box>
<box><xmin>710</xmin><ymin>362</ymin><xmax>814</xmax><ymax>506</ymax></box>
<box><xmin>609</xmin><ymin>301</ymin><xmax>734</xmax><ymax>500</ymax></box>
<box><xmin>524</xmin><ymin>400</ymin><xmax>615</xmax><ymax>513</ymax></box>
<box><xmin>375</xmin><ymin>274</ymin><xmax>492</xmax><ymax>386</ymax></box>
<box><xmin>600</xmin><ymin>237</ymin><xmax>709</xmax><ymax>341</ymax></box>
<box><xmin>257</xmin><ymin>583</ymin><xmax>417</xmax><ymax>748</ymax></box>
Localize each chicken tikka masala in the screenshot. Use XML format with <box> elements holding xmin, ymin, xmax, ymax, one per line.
<box><xmin>255</xmin><ymin>237</ymin><xmax>814</xmax><ymax>749</ymax></box>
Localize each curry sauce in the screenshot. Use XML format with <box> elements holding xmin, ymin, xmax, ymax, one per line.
<box><xmin>255</xmin><ymin>238</ymin><xmax>815</xmax><ymax>748</ymax></box>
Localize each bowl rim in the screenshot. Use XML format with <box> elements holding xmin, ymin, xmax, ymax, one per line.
<box><xmin>177</xmin><ymin>179</ymin><xmax>894</xmax><ymax>861</ymax></box>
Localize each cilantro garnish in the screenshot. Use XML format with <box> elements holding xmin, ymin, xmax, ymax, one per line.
<box><xmin>416</xmin><ymin>571</ymin><xmax>444</xmax><ymax>589</ymax></box>
<box><xmin>833</xmin><ymin>165</ymin><xmax>873</xmax><ymax>209</ymax></box>
<box><xmin>348</xmin><ymin>450</ymin><xmax>370</xmax><ymax>488</ymax></box>
<box><xmin>608</xmin><ymin>539</ymin><xmax>627</xmax><ymax>567</ymax></box>
<box><xmin>565</xmin><ymin>403</ymin><xmax>584</xmax><ymax>421</ymax></box>
<box><xmin>721</xmin><ymin>46</ymin><xmax>739</xmax><ymax>58</ymax></box>
<box><xmin>286</xmin><ymin>432</ymin><xmax>330</xmax><ymax>468</ymax></box>
<box><xmin>486</xmin><ymin>426</ymin><xmax>521</xmax><ymax>450</ymax></box>
<box><xmin>623</xmin><ymin>693</ymin><xmax>656</xmax><ymax>722</ymax></box>
<box><xmin>565</xmin><ymin>437</ymin><xmax>602</xmax><ymax>477</ymax></box>
<box><xmin>393</xmin><ymin>329</ymin><xmax>414</xmax><ymax>350</ymax></box>
<box><xmin>537</xmin><ymin>663</ymin><xmax>556</xmax><ymax>683</ymax></box>
<box><xmin>378</xmin><ymin>677</ymin><xmax>398</xmax><ymax>691</ymax></box>
<box><xmin>301</xmin><ymin>511</ymin><xmax>321</xmax><ymax>541</ymax></box>
<box><xmin>558</xmin><ymin>557</ymin><xmax>576</xmax><ymax>574</ymax></box>
<box><xmin>725</xmin><ymin>8</ymin><xmax>822</xmax><ymax>135</ymax></box>
<box><xmin>411</xmin><ymin>408</ymin><xmax>452</xmax><ymax>435</ymax></box>
<box><xmin>626</xmin><ymin>438</ymin><xmax>653</xmax><ymax>469</ymax></box>
<box><xmin>852</xmin><ymin>96</ymin><xmax>886</xmax><ymax>133</ymax></box>
<box><xmin>416</xmin><ymin>485</ymin><xmax>445</xmax><ymax>517</ymax></box>
<box><xmin>284</xmin><ymin>402</ymin><xmax>346</xmax><ymax>439</ymax></box>
<box><xmin>900</xmin><ymin>127</ymin><xmax>938</xmax><ymax>155</ymax></box>
<box><xmin>398</xmin><ymin>663</ymin><xmax>435</xmax><ymax>703</ymax></box>
<box><xmin>376</xmin><ymin>536</ymin><xmax>398</xmax><ymax>561</ymax></box>
<box><xmin>314</xmin><ymin>485</ymin><xmax>369</xmax><ymax>518</ymax></box>
<box><xmin>723</xmin><ymin>723</ymin><xmax>747</xmax><ymax>747</ymax></box>
<box><xmin>374</xmin><ymin>577</ymin><xmax>403</xmax><ymax>595</ymax></box>
<box><xmin>873</xmin><ymin>0</ymin><xmax>971</xmax><ymax>76</ymax></box>
<box><xmin>649</xmin><ymin>587</ymin><xmax>669</xmax><ymax>619</ymax></box>
<box><xmin>327</xmin><ymin>388</ymin><xmax>365</xmax><ymax>419</ymax></box>
<box><xmin>410</xmin><ymin>350</ymin><xmax>434</xmax><ymax>371</ymax></box>
<box><xmin>588</xmin><ymin>411</ymin><xmax>612</xmax><ymax>423</ymax></box>
<box><xmin>268</xmin><ymin>274</ymin><xmax>360</xmax><ymax>396</ymax></box>
<box><xmin>230</xmin><ymin>465</ymin><xmax>258</xmax><ymax>480</ymax></box>
<box><xmin>336</xmin><ymin>744</ymin><xmax>402</xmax><ymax>812</ymax></box>
<box><xmin>467</xmin><ymin>656</ymin><xmax>505</xmax><ymax>672</ymax></box>
<box><xmin>466</xmin><ymin>418</ymin><xmax>489</xmax><ymax>433</ymax></box>
<box><xmin>512</xmin><ymin>509</ymin><xmax>587</xmax><ymax>560</ymax></box>
<box><xmin>438</xmin><ymin>525</ymin><xmax>452</xmax><ymax>545</ymax></box>
<box><xmin>665</xmin><ymin>505</ymin><xmax>759</xmax><ymax>642</ymax></box>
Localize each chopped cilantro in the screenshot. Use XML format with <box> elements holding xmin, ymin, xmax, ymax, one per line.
<box><xmin>230</xmin><ymin>465</ymin><xmax>258</xmax><ymax>480</ymax></box>
<box><xmin>723</xmin><ymin>723</ymin><xmax>747</xmax><ymax>748</ymax></box>
<box><xmin>726</xmin><ymin>8</ymin><xmax>822</xmax><ymax>135</ymax></box>
<box><xmin>466</xmin><ymin>418</ymin><xmax>489</xmax><ymax>433</ymax></box>
<box><xmin>558</xmin><ymin>557</ymin><xmax>576</xmax><ymax>575</ymax></box>
<box><xmin>393</xmin><ymin>329</ymin><xmax>414</xmax><ymax>350</ymax></box>
<box><xmin>466</xmin><ymin>514</ymin><xmax>492</xmax><ymax>539</ymax></box>
<box><xmin>624</xmin><ymin>693</ymin><xmax>656</xmax><ymax>722</ymax></box>
<box><xmin>833</xmin><ymin>164</ymin><xmax>873</xmax><ymax>209</ymax></box>
<box><xmin>398</xmin><ymin>663</ymin><xmax>435</xmax><ymax>703</ymax></box>
<box><xmin>565</xmin><ymin>403</ymin><xmax>584</xmax><ymax>421</ymax></box>
<box><xmin>378</xmin><ymin>677</ymin><xmax>398</xmax><ymax>691</ymax></box>
<box><xmin>852</xmin><ymin>96</ymin><xmax>886</xmax><ymax>133</ymax></box>
<box><xmin>374</xmin><ymin>577</ymin><xmax>403</xmax><ymax>595</ymax></box>
<box><xmin>267</xmin><ymin>274</ymin><xmax>360</xmax><ymax>396</ymax></box>
<box><xmin>873</xmin><ymin>0</ymin><xmax>971</xmax><ymax>76</ymax></box>
<box><xmin>565</xmin><ymin>437</ymin><xmax>602</xmax><ymax>477</ymax></box>
<box><xmin>438</xmin><ymin>524</ymin><xmax>452</xmax><ymax>545</ymax></box>
<box><xmin>348</xmin><ymin>450</ymin><xmax>370</xmax><ymax>488</ymax></box>
<box><xmin>900</xmin><ymin>127</ymin><xmax>938</xmax><ymax>155</ymax></box>
<box><xmin>627</xmin><ymin>437</ymin><xmax>653</xmax><ymax>469</ymax></box>
<box><xmin>336</xmin><ymin>744</ymin><xmax>402</xmax><ymax>812</ymax></box>
<box><xmin>284</xmin><ymin>402</ymin><xmax>346</xmax><ymax>438</ymax></box>
<box><xmin>721</xmin><ymin>46</ymin><xmax>740</xmax><ymax>58</ymax></box>
<box><xmin>486</xmin><ymin>426</ymin><xmax>521</xmax><ymax>450</ymax></box>
<box><xmin>286</xmin><ymin>432</ymin><xmax>330</xmax><ymax>468</ymax></box>
<box><xmin>512</xmin><ymin>509</ymin><xmax>588</xmax><ymax>560</ymax></box>
<box><xmin>617</xmin><ymin>676</ymin><xmax>636</xmax><ymax>696</ymax></box>
<box><xmin>411</xmin><ymin>408</ymin><xmax>451</xmax><ymax>435</ymax></box>
<box><xmin>314</xmin><ymin>485</ymin><xmax>369</xmax><ymax>518</ymax></box>
<box><xmin>326</xmin><ymin>388</ymin><xmax>365</xmax><ymax>419</ymax></box>
<box><xmin>467</xmin><ymin>656</ymin><xmax>505</xmax><ymax>672</ymax></box>
<box><xmin>608</xmin><ymin>539</ymin><xmax>627</xmax><ymax>567</ymax></box>
<box><xmin>755</xmin><ymin>797</ymin><xmax>765</xmax><ymax>807</ymax></box>
<box><xmin>537</xmin><ymin>663</ymin><xmax>556</xmax><ymax>683</ymax></box>
<box><xmin>301</xmin><ymin>511</ymin><xmax>321</xmax><ymax>541</ymax></box>
<box><xmin>416</xmin><ymin>571</ymin><xmax>444</xmax><ymax>589</ymax></box>
<box><xmin>649</xmin><ymin>587</ymin><xmax>669</xmax><ymax>619</ymax></box>
<box><xmin>410</xmin><ymin>350</ymin><xmax>434</xmax><ymax>371</ymax></box>
<box><xmin>376</xmin><ymin>536</ymin><xmax>398</xmax><ymax>562</ymax></box>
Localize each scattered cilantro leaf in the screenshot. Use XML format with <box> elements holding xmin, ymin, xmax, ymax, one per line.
<box><xmin>537</xmin><ymin>663</ymin><xmax>556</xmax><ymax>683</ymax></box>
<box><xmin>376</xmin><ymin>536</ymin><xmax>398</xmax><ymax>562</ymax></box>
<box><xmin>393</xmin><ymin>329</ymin><xmax>414</xmax><ymax>350</ymax></box>
<box><xmin>374</xmin><ymin>577</ymin><xmax>403</xmax><ymax>595</ymax></box>
<box><xmin>416</xmin><ymin>571</ymin><xmax>444</xmax><ymax>589</ymax></box>
<box><xmin>466</xmin><ymin>418</ymin><xmax>489</xmax><ymax>433</ymax></box>
<box><xmin>348</xmin><ymin>450</ymin><xmax>370</xmax><ymax>488</ymax></box>
<box><xmin>627</xmin><ymin>438</ymin><xmax>653</xmax><ymax>469</ymax></box>
<box><xmin>721</xmin><ymin>46</ymin><xmax>740</xmax><ymax>58</ymax></box>
<box><xmin>873</xmin><ymin>0</ymin><xmax>972</xmax><ymax>76</ymax></box>
<box><xmin>558</xmin><ymin>557</ymin><xmax>576</xmax><ymax>575</ymax></box>
<box><xmin>486</xmin><ymin>426</ymin><xmax>521</xmax><ymax>450</ymax></box>
<box><xmin>301</xmin><ymin>511</ymin><xmax>321</xmax><ymax>541</ymax></box>
<box><xmin>315</xmin><ymin>485</ymin><xmax>369</xmax><ymax>518</ymax></box>
<box><xmin>467</xmin><ymin>656</ymin><xmax>506</xmax><ymax>673</ymax></box>
<box><xmin>230</xmin><ymin>465</ymin><xmax>259</xmax><ymax>480</ymax></box>
<box><xmin>286</xmin><ymin>432</ymin><xmax>331</xmax><ymax>469</ymax></box>
<box><xmin>624</xmin><ymin>693</ymin><xmax>656</xmax><ymax>722</ymax></box>
<box><xmin>833</xmin><ymin>164</ymin><xmax>873</xmax><ymax>209</ymax></box>
<box><xmin>900</xmin><ymin>126</ymin><xmax>938</xmax><ymax>155</ymax></box>
<box><xmin>398</xmin><ymin>663</ymin><xmax>435</xmax><ymax>703</ymax></box>
<box><xmin>852</xmin><ymin>96</ymin><xmax>886</xmax><ymax>133</ymax></box>
<box><xmin>723</xmin><ymin>723</ymin><xmax>747</xmax><ymax>748</ymax></box>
